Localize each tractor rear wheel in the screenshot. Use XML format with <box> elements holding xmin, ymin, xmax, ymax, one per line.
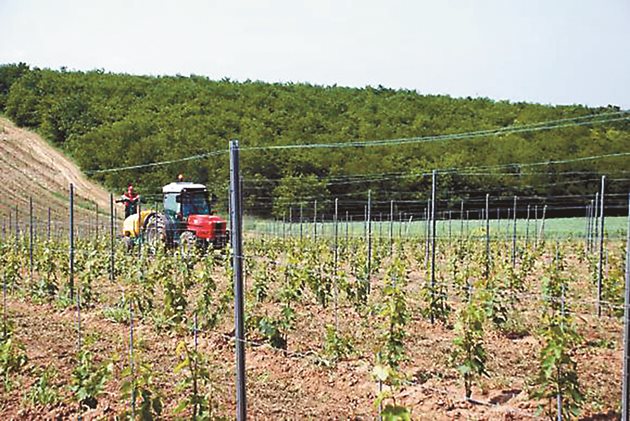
<box><xmin>143</xmin><ymin>213</ymin><xmax>167</xmax><ymax>253</ymax></box>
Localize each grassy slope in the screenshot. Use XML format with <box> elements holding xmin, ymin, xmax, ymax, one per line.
<box><xmin>0</xmin><ymin>116</ymin><xmax>114</xmax><ymax>222</ymax></box>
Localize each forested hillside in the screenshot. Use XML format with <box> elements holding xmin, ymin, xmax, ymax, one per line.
<box><xmin>1</xmin><ymin>63</ymin><xmax>628</xmax><ymax>217</ymax></box>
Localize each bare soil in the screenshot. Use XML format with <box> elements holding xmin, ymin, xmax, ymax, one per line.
<box><xmin>0</xmin><ymin>240</ymin><xmax>624</xmax><ymax>420</ymax></box>
<box><xmin>0</xmin><ymin>117</ymin><xmax>111</xmax><ymax>222</ymax></box>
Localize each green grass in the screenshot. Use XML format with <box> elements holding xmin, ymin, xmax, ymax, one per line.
<box><xmin>244</xmin><ymin>215</ymin><xmax>628</xmax><ymax>240</ymax></box>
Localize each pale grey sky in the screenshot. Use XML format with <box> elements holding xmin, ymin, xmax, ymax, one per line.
<box><xmin>1</xmin><ymin>0</ymin><xmax>628</xmax><ymax>108</ymax></box>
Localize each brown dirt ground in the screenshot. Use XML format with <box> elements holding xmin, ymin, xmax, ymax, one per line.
<box><xmin>0</xmin><ymin>239</ymin><xmax>624</xmax><ymax>420</ymax></box>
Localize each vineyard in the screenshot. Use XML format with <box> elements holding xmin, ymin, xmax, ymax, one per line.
<box><xmin>1</xmin><ymin>15</ymin><xmax>629</xmax><ymax>421</ymax></box>
<box><xmin>0</xmin><ymin>179</ymin><xmax>629</xmax><ymax>420</ymax></box>
<box><xmin>1</xmin><ymin>91</ymin><xmax>630</xmax><ymax>419</ymax></box>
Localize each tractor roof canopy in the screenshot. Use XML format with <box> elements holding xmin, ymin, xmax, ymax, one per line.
<box><xmin>162</xmin><ymin>182</ymin><xmax>207</xmax><ymax>194</ymax></box>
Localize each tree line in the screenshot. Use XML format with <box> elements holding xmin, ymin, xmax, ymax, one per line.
<box><xmin>0</xmin><ymin>63</ymin><xmax>628</xmax><ymax>218</ymax></box>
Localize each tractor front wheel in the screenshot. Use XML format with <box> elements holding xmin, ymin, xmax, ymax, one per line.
<box><xmin>123</xmin><ymin>236</ymin><xmax>134</xmax><ymax>252</ymax></box>
<box><xmin>179</xmin><ymin>231</ymin><xmax>197</xmax><ymax>257</ymax></box>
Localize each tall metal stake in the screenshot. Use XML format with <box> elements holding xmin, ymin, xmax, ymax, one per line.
<box><xmin>29</xmin><ymin>197</ymin><xmax>33</xmax><ymax>282</ymax></box>
<box><xmin>430</xmin><ymin>170</ymin><xmax>437</xmax><ymax>324</ymax></box>
<box><xmin>539</xmin><ymin>205</ymin><xmax>548</xmax><ymax>243</ymax></box>
<box><xmin>14</xmin><ymin>205</ymin><xmax>18</xmax><ymax>252</ymax></box>
<box><xmin>95</xmin><ymin>203</ymin><xmax>99</xmax><ymax>241</ymax></box>
<box><xmin>110</xmin><ymin>193</ymin><xmax>115</xmax><ymax>282</ymax></box>
<box><xmin>597</xmin><ymin>176</ymin><xmax>606</xmax><ymax>317</ymax></box>
<box><xmin>366</xmin><ymin>190</ymin><xmax>372</xmax><ymax>293</ymax></box>
<box><xmin>585</xmin><ymin>202</ymin><xmax>591</xmax><ymax>252</ymax></box>
<box><xmin>448</xmin><ymin>210</ymin><xmax>452</xmax><ymax>245</ymax></box>
<box><xmin>512</xmin><ymin>196</ymin><xmax>517</xmax><ymax>268</ymax></box>
<box><xmin>621</xmin><ymin>193</ymin><xmax>630</xmax><ymax>420</ymax></box>
<box><xmin>378</xmin><ymin>212</ymin><xmax>383</xmax><ymax>240</ymax></box>
<box><xmin>589</xmin><ymin>200</ymin><xmax>595</xmax><ymax>252</ymax></box>
<box><xmin>425</xmin><ymin>201</ymin><xmax>430</xmax><ymax>266</ymax></box>
<box><xmin>363</xmin><ymin>205</ymin><xmax>367</xmax><ymax>239</ymax></box>
<box><xmin>389</xmin><ymin>200</ymin><xmax>394</xmax><ymax>254</ymax></box>
<box><xmin>466</xmin><ymin>210</ymin><xmax>470</xmax><ymax>236</ymax></box>
<box><xmin>300</xmin><ymin>204</ymin><xmax>304</xmax><ymax>241</ymax></box>
<box><xmin>137</xmin><ymin>199</ymin><xmax>142</xmax><ymax>257</ymax></box>
<box><xmin>229</xmin><ymin>140</ymin><xmax>247</xmax><ymax>421</ymax></box>
<box><xmin>71</xmin><ymin>184</ymin><xmax>81</xmax><ymax>353</ymax></box>
<box><xmin>288</xmin><ymin>207</ymin><xmax>292</xmax><ymax>238</ymax></box>
<box><xmin>525</xmin><ymin>205</ymin><xmax>530</xmax><ymax>248</ymax></box>
<box><xmin>69</xmin><ymin>184</ymin><xmax>75</xmax><ymax>299</ymax></box>
<box><xmin>485</xmin><ymin>194</ymin><xmax>490</xmax><ymax>279</ymax></box>
<box><xmin>460</xmin><ymin>200</ymin><xmax>464</xmax><ymax>239</ymax></box>
<box><xmin>557</xmin><ymin>279</ymin><xmax>566</xmax><ymax>421</ymax></box>
<box><xmin>534</xmin><ymin>205</ymin><xmax>539</xmax><ymax>247</ymax></box>
<box><xmin>2</xmin><ymin>273</ymin><xmax>6</xmax><ymax>339</ymax></box>
<box><xmin>129</xmin><ymin>301</ymin><xmax>136</xmax><ymax>418</ymax></box>
<box><xmin>594</xmin><ymin>193</ymin><xmax>599</xmax><ymax>252</ymax></box>
<box><xmin>333</xmin><ymin>198</ymin><xmax>339</xmax><ymax>331</ymax></box>
<box><xmin>282</xmin><ymin>214</ymin><xmax>286</xmax><ymax>240</ymax></box>
<box><xmin>313</xmin><ymin>200</ymin><xmax>317</xmax><ymax>240</ymax></box>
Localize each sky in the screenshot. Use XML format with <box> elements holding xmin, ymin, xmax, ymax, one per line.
<box><xmin>0</xmin><ymin>0</ymin><xmax>628</xmax><ymax>108</ymax></box>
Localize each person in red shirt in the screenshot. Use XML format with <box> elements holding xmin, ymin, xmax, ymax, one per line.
<box><xmin>117</xmin><ymin>184</ymin><xmax>140</xmax><ymax>218</ymax></box>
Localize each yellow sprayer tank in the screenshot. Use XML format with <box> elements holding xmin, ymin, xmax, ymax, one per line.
<box><xmin>122</xmin><ymin>210</ymin><xmax>153</xmax><ymax>238</ymax></box>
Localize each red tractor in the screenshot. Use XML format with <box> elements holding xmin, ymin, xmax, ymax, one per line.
<box><xmin>122</xmin><ymin>181</ymin><xmax>228</xmax><ymax>252</ymax></box>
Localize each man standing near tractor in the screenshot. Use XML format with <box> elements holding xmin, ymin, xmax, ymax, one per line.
<box><xmin>117</xmin><ymin>184</ymin><xmax>140</xmax><ymax>218</ymax></box>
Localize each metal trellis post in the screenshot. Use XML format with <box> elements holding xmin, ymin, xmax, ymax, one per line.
<box><xmin>229</xmin><ymin>140</ymin><xmax>247</xmax><ymax>421</ymax></box>
<box><xmin>597</xmin><ymin>176</ymin><xmax>606</xmax><ymax>317</ymax></box>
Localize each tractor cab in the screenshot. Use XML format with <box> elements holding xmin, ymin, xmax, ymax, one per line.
<box><xmin>162</xmin><ymin>182</ymin><xmax>211</xmax><ymax>219</ymax></box>
<box><xmin>162</xmin><ymin>182</ymin><xmax>228</xmax><ymax>249</ymax></box>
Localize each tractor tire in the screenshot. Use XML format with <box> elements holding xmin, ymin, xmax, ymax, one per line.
<box><xmin>179</xmin><ymin>231</ymin><xmax>197</xmax><ymax>257</ymax></box>
<box><xmin>213</xmin><ymin>231</ymin><xmax>229</xmax><ymax>250</ymax></box>
<box><xmin>143</xmin><ymin>213</ymin><xmax>167</xmax><ymax>254</ymax></box>
<box><xmin>123</xmin><ymin>236</ymin><xmax>134</xmax><ymax>253</ymax></box>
